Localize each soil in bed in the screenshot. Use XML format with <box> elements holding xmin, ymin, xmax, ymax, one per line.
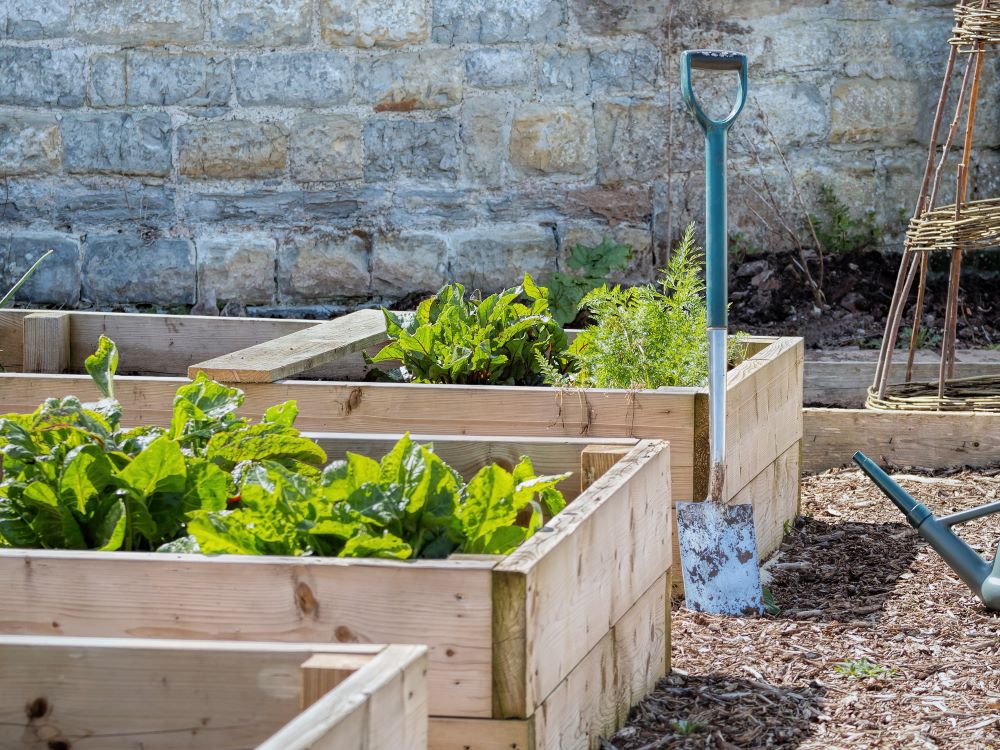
<box><xmin>607</xmin><ymin>466</ymin><xmax>1000</xmax><ymax>750</ymax></box>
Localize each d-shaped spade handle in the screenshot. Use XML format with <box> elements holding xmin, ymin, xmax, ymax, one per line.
<box><xmin>681</xmin><ymin>50</ymin><xmax>749</xmax><ymax>134</ymax></box>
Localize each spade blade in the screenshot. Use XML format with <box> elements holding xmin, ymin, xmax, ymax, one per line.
<box><xmin>676</xmin><ymin>500</ymin><xmax>764</xmax><ymax>616</ymax></box>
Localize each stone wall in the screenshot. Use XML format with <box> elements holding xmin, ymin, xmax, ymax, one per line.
<box><xmin>1</xmin><ymin>0</ymin><xmax>998</xmax><ymax>310</ymax></box>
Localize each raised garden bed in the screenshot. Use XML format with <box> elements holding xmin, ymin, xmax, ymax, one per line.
<box><xmin>0</xmin><ymin>432</ymin><xmax>671</xmax><ymax>750</ymax></box>
<box><xmin>802</xmin><ymin>349</ymin><xmax>1000</xmax><ymax>472</ymax></box>
<box><xmin>0</xmin><ymin>309</ymin><xmax>803</xmax><ymax>570</ymax></box>
<box><xmin>0</xmin><ymin>636</ymin><xmax>427</xmax><ymax>750</ymax></box>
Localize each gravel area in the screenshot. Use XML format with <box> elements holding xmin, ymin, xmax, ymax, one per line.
<box><xmin>607</xmin><ymin>467</ymin><xmax>1000</xmax><ymax>750</ymax></box>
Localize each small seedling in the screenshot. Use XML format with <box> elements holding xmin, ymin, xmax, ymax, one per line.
<box><xmin>833</xmin><ymin>658</ymin><xmax>896</xmax><ymax>679</ymax></box>
<box><xmin>762</xmin><ymin>586</ymin><xmax>781</xmax><ymax>616</ymax></box>
<box><xmin>670</xmin><ymin>719</ymin><xmax>706</xmax><ymax>736</ymax></box>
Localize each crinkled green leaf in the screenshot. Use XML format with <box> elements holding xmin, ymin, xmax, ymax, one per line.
<box><xmin>60</xmin><ymin>444</ymin><xmax>113</xmax><ymax>514</ymax></box>
<box><xmin>206</xmin><ymin>424</ymin><xmax>326</xmax><ymax>471</ymax></box>
<box><xmin>95</xmin><ymin>498</ymin><xmax>127</xmax><ymax>551</ymax></box>
<box><xmin>263</xmin><ymin>400</ymin><xmax>298</xmax><ymax>427</ymax></box>
<box><xmin>85</xmin><ymin>335</ymin><xmax>118</xmax><ymax>400</ymax></box>
<box><xmin>340</xmin><ymin>532</ymin><xmax>412</xmax><ymax>560</ymax></box>
<box><xmin>119</xmin><ymin>437</ymin><xmax>186</xmax><ymax>498</ymax></box>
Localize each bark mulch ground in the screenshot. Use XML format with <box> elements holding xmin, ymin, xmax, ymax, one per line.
<box><xmin>607</xmin><ymin>467</ymin><xmax>1000</xmax><ymax>750</ymax></box>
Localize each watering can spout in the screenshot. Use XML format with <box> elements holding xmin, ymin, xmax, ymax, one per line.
<box><xmin>853</xmin><ymin>452</ymin><xmax>1000</xmax><ymax>611</ymax></box>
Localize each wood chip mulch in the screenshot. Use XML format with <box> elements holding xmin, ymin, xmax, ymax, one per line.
<box><xmin>607</xmin><ymin>467</ymin><xmax>1000</xmax><ymax>750</ymax></box>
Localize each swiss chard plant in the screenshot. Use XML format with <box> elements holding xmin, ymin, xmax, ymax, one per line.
<box><xmin>0</xmin><ymin>336</ymin><xmax>325</xmax><ymax>551</ymax></box>
<box><xmin>544</xmin><ymin>237</ymin><xmax>632</xmax><ymax>326</ymax></box>
<box><xmin>368</xmin><ymin>274</ymin><xmax>572</xmax><ymax>386</ymax></box>
<box><xmin>176</xmin><ymin>433</ymin><xmax>568</xmax><ymax>559</ymax></box>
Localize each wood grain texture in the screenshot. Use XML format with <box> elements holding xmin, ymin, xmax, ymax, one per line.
<box><xmin>493</xmin><ymin>440</ymin><xmax>671</xmax><ymax>718</ymax></box>
<box><xmin>580</xmin><ymin>444</ymin><xmax>632</xmax><ymax>490</ymax></box>
<box><xmin>532</xmin><ymin>571</ymin><xmax>670</xmax><ymax>750</ymax></box>
<box><xmin>0</xmin><ymin>636</ymin><xmax>406</xmax><ymax>750</ymax></box>
<box><xmin>22</xmin><ymin>311</ymin><xmax>70</xmax><ymax>374</ymax></box>
<box><xmin>730</xmin><ymin>440</ymin><xmax>801</xmax><ymax>559</ymax></box>
<box><xmin>0</xmin><ymin>550</ymin><xmax>494</xmax><ymax>718</ymax></box>
<box><xmin>804</xmin><ymin>406</ymin><xmax>1000</xmax><ymax>472</ymax></box>
<box><xmin>188</xmin><ymin>309</ymin><xmax>387</xmax><ymax>383</ymax></box>
<box><xmin>264</xmin><ymin>644</ymin><xmax>428</xmax><ymax>750</ymax></box>
<box><xmin>428</xmin><ymin>717</ymin><xmax>533</xmax><ymax>750</ymax></box>
<box><xmin>309</xmin><ymin>432</ymin><xmax>638</xmax><ymax>501</ymax></box>
<box><xmin>300</xmin><ymin>652</ymin><xmax>373</xmax><ymax>708</ymax></box>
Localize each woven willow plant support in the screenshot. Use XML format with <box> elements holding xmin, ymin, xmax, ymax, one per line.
<box><xmin>868</xmin><ymin>0</ymin><xmax>1000</xmax><ymax>412</ymax></box>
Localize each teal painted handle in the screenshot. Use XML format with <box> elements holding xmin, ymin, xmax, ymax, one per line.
<box><xmin>680</xmin><ymin>50</ymin><xmax>748</xmax><ymax>329</ymax></box>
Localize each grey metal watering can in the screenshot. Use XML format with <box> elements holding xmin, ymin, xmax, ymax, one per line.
<box><xmin>854</xmin><ymin>451</ymin><xmax>1000</xmax><ymax>611</ymax></box>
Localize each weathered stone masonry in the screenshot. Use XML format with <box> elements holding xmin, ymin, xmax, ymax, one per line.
<box><xmin>1</xmin><ymin>0</ymin><xmax>998</xmax><ymax>309</ymax></box>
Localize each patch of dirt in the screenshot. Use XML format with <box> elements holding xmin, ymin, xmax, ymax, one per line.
<box><xmin>607</xmin><ymin>467</ymin><xmax>1000</xmax><ymax>750</ymax></box>
<box><xmin>729</xmin><ymin>250</ymin><xmax>1000</xmax><ymax>350</ymax></box>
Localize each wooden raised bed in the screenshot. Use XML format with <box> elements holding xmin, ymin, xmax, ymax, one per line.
<box><xmin>0</xmin><ymin>309</ymin><xmax>803</xmax><ymax>568</ymax></box>
<box><xmin>0</xmin><ymin>434</ymin><xmax>672</xmax><ymax>750</ymax></box>
<box><xmin>0</xmin><ymin>636</ymin><xmax>427</xmax><ymax>750</ymax></box>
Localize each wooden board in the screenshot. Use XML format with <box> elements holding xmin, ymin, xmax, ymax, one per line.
<box><xmin>493</xmin><ymin>440</ymin><xmax>671</xmax><ymax>718</ymax></box>
<box><xmin>428</xmin><ymin>718</ymin><xmax>533</xmax><ymax>750</ymax></box>
<box><xmin>805</xmin><ymin>348</ymin><xmax>1000</xmax><ymax>407</ymax></box>
<box><xmin>0</xmin><ymin>550</ymin><xmax>494</xmax><ymax>719</ymax></box>
<box><xmin>188</xmin><ymin>308</ymin><xmax>387</xmax><ymax>383</ymax></box>
<box><xmin>309</xmin><ymin>432</ymin><xmax>638</xmax><ymax>501</ymax></box>
<box><xmin>263</xmin><ymin>644</ymin><xmax>428</xmax><ymax>750</ymax></box>
<box><xmin>804</xmin><ymin>407</ymin><xmax>1000</xmax><ymax>472</ymax></box>
<box><xmin>22</xmin><ymin>311</ymin><xmax>70</xmax><ymax>374</ymax></box>
<box><xmin>0</xmin><ymin>636</ymin><xmax>426</xmax><ymax>750</ymax></box>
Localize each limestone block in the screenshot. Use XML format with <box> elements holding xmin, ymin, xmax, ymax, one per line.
<box><xmin>433</xmin><ymin>0</ymin><xmax>565</xmax><ymax>44</ymax></box>
<box><xmin>371</xmin><ymin>231</ymin><xmax>449</xmax><ymax>295</ymax></box>
<box><xmin>509</xmin><ymin>104</ymin><xmax>595</xmax><ymax>178</ymax></box>
<box><xmin>595</xmin><ymin>100</ymin><xmax>669</xmax><ymax>186</ymax></box>
<box><xmin>0</xmin><ymin>47</ymin><xmax>86</xmax><ymax>107</ymax></box>
<box><xmin>570</xmin><ymin>0</ymin><xmax>670</xmax><ymax>34</ymax></box>
<box><xmin>450</xmin><ymin>225</ymin><xmax>558</xmax><ymax>292</ymax></box>
<box><xmin>128</xmin><ymin>52</ymin><xmax>232</xmax><ymax>107</ymax></box>
<box><xmin>61</xmin><ymin>113</ymin><xmax>172</xmax><ymax>176</ymax></box>
<box><xmin>196</xmin><ymin>233</ymin><xmax>276</xmax><ymax>304</ymax></box>
<box><xmin>179</xmin><ymin>121</ymin><xmax>288</xmax><ymax>179</ymax></box>
<box><xmin>465</xmin><ymin>48</ymin><xmax>532</xmax><ymax>90</ymax></box>
<box><xmin>290</xmin><ymin>114</ymin><xmax>364</xmax><ymax>183</ymax></box>
<box><xmin>72</xmin><ymin>0</ymin><xmax>203</xmax><ymax>44</ymax></box>
<box><xmin>319</xmin><ymin>0</ymin><xmax>428</xmax><ymax>48</ymax></box>
<box><xmin>83</xmin><ymin>236</ymin><xmax>195</xmax><ymax>305</ymax></box>
<box><xmin>538</xmin><ymin>49</ymin><xmax>591</xmax><ymax>96</ymax></box>
<box><xmin>3</xmin><ymin>232</ymin><xmax>81</xmax><ymax>306</ymax></box>
<box><xmin>356</xmin><ymin>51</ymin><xmax>462</xmax><ymax>111</ymax></box>
<box><xmin>830</xmin><ymin>78</ymin><xmax>920</xmax><ymax>145</ymax></box>
<box><xmin>234</xmin><ymin>52</ymin><xmax>352</xmax><ymax>107</ymax></box>
<box><xmin>211</xmin><ymin>0</ymin><xmax>311</xmax><ymax>46</ymax></box>
<box><xmin>89</xmin><ymin>54</ymin><xmax>127</xmax><ymax>107</ymax></box>
<box><xmin>462</xmin><ymin>96</ymin><xmax>510</xmax><ymax>187</ymax></box>
<box><xmin>278</xmin><ymin>233</ymin><xmax>370</xmax><ymax>301</ymax></box>
<box><xmin>5</xmin><ymin>0</ymin><xmax>71</xmax><ymax>39</ymax></box>
<box><xmin>364</xmin><ymin>118</ymin><xmax>460</xmax><ymax>180</ymax></box>
<box><xmin>0</xmin><ymin>115</ymin><xmax>61</xmax><ymax>176</ymax></box>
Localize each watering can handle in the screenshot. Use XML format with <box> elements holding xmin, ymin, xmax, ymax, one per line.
<box><xmin>680</xmin><ymin>50</ymin><xmax>749</xmax><ymax>133</ymax></box>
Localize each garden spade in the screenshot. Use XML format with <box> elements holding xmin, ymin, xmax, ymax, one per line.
<box><xmin>676</xmin><ymin>50</ymin><xmax>764</xmax><ymax>616</ymax></box>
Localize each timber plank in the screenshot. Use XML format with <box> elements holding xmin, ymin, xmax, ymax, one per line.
<box><xmin>803</xmin><ymin>407</ymin><xmax>1000</xmax><ymax>472</ymax></box>
<box><xmin>0</xmin><ymin>636</ymin><xmax>397</xmax><ymax>750</ymax></box>
<box><xmin>493</xmin><ymin>440</ymin><xmax>671</xmax><ymax>717</ymax></box>
<box><xmin>0</xmin><ymin>550</ymin><xmax>494</xmax><ymax>718</ymax></box>
<box><xmin>22</xmin><ymin>311</ymin><xmax>71</xmax><ymax>373</ymax></box>
<box><xmin>188</xmin><ymin>308</ymin><xmax>387</xmax><ymax>383</ymax></box>
<box><xmin>428</xmin><ymin>717</ymin><xmax>533</xmax><ymax>750</ymax></box>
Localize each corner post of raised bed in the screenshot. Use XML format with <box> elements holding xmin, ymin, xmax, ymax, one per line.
<box><xmin>581</xmin><ymin>444</ymin><xmax>633</xmax><ymax>490</ymax></box>
<box><xmin>22</xmin><ymin>311</ymin><xmax>71</xmax><ymax>374</ymax></box>
<box><xmin>299</xmin><ymin>652</ymin><xmax>372</xmax><ymax>709</ymax></box>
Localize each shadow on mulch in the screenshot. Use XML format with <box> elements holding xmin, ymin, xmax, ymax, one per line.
<box><xmin>604</xmin><ymin>673</ymin><xmax>825</xmax><ymax>750</ymax></box>
<box><xmin>766</xmin><ymin>516</ymin><xmax>920</xmax><ymax>623</ymax></box>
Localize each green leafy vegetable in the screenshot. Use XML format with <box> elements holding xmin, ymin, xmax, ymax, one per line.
<box><xmin>544</xmin><ymin>237</ymin><xmax>632</xmax><ymax>325</ymax></box>
<box><xmin>182</xmin><ymin>434</ymin><xmax>568</xmax><ymax>560</ymax></box>
<box><xmin>368</xmin><ymin>274</ymin><xmax>572</xmax><ymax>386</ymax></box>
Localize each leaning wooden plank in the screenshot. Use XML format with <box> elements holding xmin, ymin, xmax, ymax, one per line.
<box><xmin>0</xmin><ymin>635</ymin><xmax>383</xmax><ymax>750</ymax></box>
<box><xmin>261</xmin><ymin>644</ymin><xmax>428</xmax><ymax>750</ymax></box>
<box><xmin>309</xmin><ymin>432</ymin><xmax>638</xmax><ymax>501</ymax></box>
<box><xmin>0</xmin><ymin>550</ymin><xmax>494</xmax><ymax>718</ymax></box>
<box><xmin>803</xmin><ymin>406</ymin><xmax>1000</xmax><ymax>472</ymax></box>
<box><xmin>188</xmin><ymin>308</ymin><xmax>387</xmax><ymax>383</ymax></box>
<box><xmin>22</xmin><ymin>311</ymin><xmax>71</xmax><ymax>374</ymax></box>
<box><xmin>492</xmin><ymin>440</ymin><xmax>671</xmax><ymax>718</ymax></box>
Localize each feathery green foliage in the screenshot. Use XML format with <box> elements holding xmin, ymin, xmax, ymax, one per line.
<box><xmin>543</xmin><ymin>224</ymin><xmax>743</xmax><ymax>390</ymax></box>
